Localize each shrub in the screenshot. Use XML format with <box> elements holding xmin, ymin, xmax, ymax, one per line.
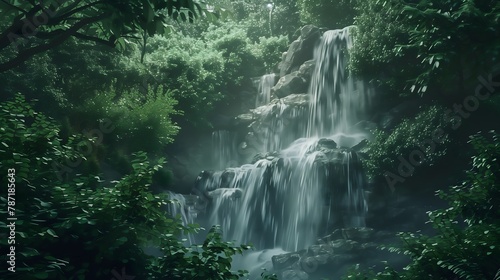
<box><xmin>364</xmin><ymin>105</ymin><xmax>451</xmax><ymax>181</ymax></box>
<box><xmin>0</xmin><ymin>94</ymin><xmax>259</xmax><ymax>279</ymax></box>
<box><xmin>344</xmin><ymin>131</ymin><xmax>500</xmax><ymax>279</ymax></box>
<box><xmin>253</xmin><ymin>35</ymin><xmax>289</xmax><ymax>73</ymax></box>
<box><xmin>350</xmin><ymin>0</ymin><xmax>420</xmax><ymax>97</ymax></box>
<box><xmin>69</xmin><ymin>86</ymin><xmax>180</xmax><ymax>154</ymax></box>
<box><xmin>145</xmin><ymin>34</ymin><xmax>225</xmax><ymax>130</ymax></box>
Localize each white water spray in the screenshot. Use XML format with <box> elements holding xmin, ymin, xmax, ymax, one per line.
<box><xmin>256</xmin><ymin>73</ymin><xmax>277</xmax><ymax>107</ymax></box>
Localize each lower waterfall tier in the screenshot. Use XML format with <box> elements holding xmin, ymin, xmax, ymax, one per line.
<box><xmin>194</xmin><ymin>137</ymin><xmax>368</xmax><ymax>252</ymax></box>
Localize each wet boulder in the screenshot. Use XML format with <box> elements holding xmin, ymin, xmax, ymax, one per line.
<box><xmin>220</xmin><ymin>169</ymin><xmax>236</xmax><ymax>188</ymax></box>
<box><xmin>272</xmin><ymin>251</ymin><xmax>304</xmax><ymax>270</ymax></box>
<box><xmin>282</xmin><ymin>270</ymin><xmax>309</xmax><ymax>280</ymax></box>
<box><xmin>208</xmin><ymin>188</ymin><xmax>243</xmax><ymax>200</ymax></box>
<box><xmin>234</xmin><ymin>113</ymin><xmax>254</xmax><ymax>127</ymax></box>
<box><xmin>281</xmin><ymin>93</ymin><xmax>309</xmax><ymax>107</ymax></box>
<box><xmin>316</xmin><ymin>138</ymin><xmax>338</xmax><ymax>150</ymax></box>
<box><xmin>272</xmin><ymin>72</ymin><xmax>308</xmax><ymax>98</ymax></box>
<box><xmin>351</xmin><ymin>139</ymin><xmax>368</xmax><ymax>153</ymax></box>
<box><xmin>298</xmin><ymin>59</ymin><xmax>315</xmax><ymax>80</ymax></box>
<box><xmin>252</xmin><ymin>151</ymin><xmax>281</xmax><ymax>164</ymax></box>
<box><xmin>279</xmin><ymin>25</ymin><xmax>321</xmax><ymax>77</ymax></box>
<box><xmin>341</xmin><ymin>227</ymin><xmax>374</xmax><ymax>241</ymax></box>
<box><xmin>329</xmin><ymin>239</ymin><xmax>360</xmax><ymax>254</ymax></box>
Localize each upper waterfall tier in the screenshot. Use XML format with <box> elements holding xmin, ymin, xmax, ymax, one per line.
<box><xmin>307</xmin><ymin>27</ymin><xmax>372</xmax><ymax>141</ymax></box>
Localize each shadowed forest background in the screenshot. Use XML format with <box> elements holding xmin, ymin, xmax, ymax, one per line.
<box><xmin>0</xmin><ymin>0</ymin><xmax>499</xmax><ymax>279</ymax></box>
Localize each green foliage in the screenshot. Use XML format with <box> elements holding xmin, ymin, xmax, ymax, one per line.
<box><xmin>364</xmin><ymin>106</ymin><xmax>451</xmax><ymax>179</ymax></box>
<box><xmin>261</xmin><ymin>270</ymin><xmax>280</xmax><ymax>280</ymax></box>
<box><xmin>0</xmin><ymin>51</ymin><xmax>63</xmax><ymax>111</ymax></box>
<box><xmin>351</xmin><ymin>0</ymin><xmax>500</xmax><ymax>97</ymax></box>
<box><xmin>270</xmin><ymin>0</ymin><xmax>302</xmax><ymax>40</ymax></box>
<box><xmin>47</xmin><ymin>38</ymin><xmax>139</xmax><ymax>104</ymax></box>
<box><xmin>149</xmin><ymin>225</ymin><xmax>251</xmax><ymax>279</ymax></box>
<box><xmin>0</xmin><ymin>94</ymin><xmax>81</xmax><ymax>182</ymax></box>
<box><xmin>205</xmin><ymin>22</ymin><xmax>264</xmax><ymax>81</ymax></box>
<box><xmin>145</xmin><ymin>33</ymin><xmax>226</xmax><ymax>130</ymax></box>
<box><xmin>230</xmin><ymin>0</ymin><xmax>271</xmax><ymax>40</ymax></box>
<box><xmin>0</xmin><ymin>37</ymin><xmax>146</xmax><ymax>114</ymax></box>
<box><xmin>401</xmin><ymin>0</ymin><xmax>500</xmax><ymax>95</ymax></box>
<box><xmin>0</xmin><ymin>0</ymin><xmax>212</xmax><ymax>72</ymax></box>
<box><xmin>1</xmin><ymin>14</ymin><xmax>286</xmax><ymax>154</ymax></box>
<box><xmin>230</xmin><ymin>0</ymin><xmax>301</xmax><ymax>41</ymax></box>
<box><xmin>72</xmin><ymin>86</ymin><xmax>180</xmax><ymax>153</ymax></box>
<box><xmin>344</xmin><ymin>131</ymin><xmax>500</xmax><ymax>279</ymax></box>
<box><xmin>350</xmin><ymin>0</ymin><xmax>421</xmax><ymax>96</ymax></box>
<box><xmin>253</xmin><ymin>35</ymin><xmax>289</xmax><ymax>73</ymax></box>
<box><xmin>0</xmin><ymin>94</ymin><xmax>144</xmax><ymax>279</ymax></box>
<box><xmin>0</xmin><ymin>94</ymin><xmax>255</xmax><ymax>279</ymax></box>
<box><xmin>200</xmin><ymin>21</ymin><xmax>288</xmax><ymax>117</ymax></box>
<box><xmin>297</xmin><ymin>0</ymin><xmax>357</xmax><ymax>28</ymax></box>
<box><xmin>137</xmin><ymin>23</ymin><xmax>282</xmax><ymax>131</ymax></box>
<box><xmin>2</xmin><ymin>35</ymin><xmax>180</xmax><ymax>155</ymax></box>
<box><xmin>115</xmin><ymin>88</ymin><xmax>180</xmax><ymax>152</ymax></box>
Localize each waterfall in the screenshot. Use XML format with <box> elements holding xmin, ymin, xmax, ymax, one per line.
<box><xmin>198</xmin><ymin>27</ymin><xmax>371</xmax><ymax>254</ymax></box>
<box><xmin>212</xmin><ymin>130</ymin><xmax>239</xmax><ymax>169</ymax></box>
<box><xmin>256</xmin><ymin>73</ymin><xmax>276</xmax><ymax>107</ymax></box>
<box><xmin>256</xmin><ymin>101</ymin><xmax>308</xmax><ymax>153</ymax></box>
<box><xmin>308</xmin><ymin>27</ymin><xmax>372</xmax><ymax>147</ymax></box>
<box><xmin>165</xmin><ymin>191</ymin><xmax>196</xmax><ymax>245</ymax></box>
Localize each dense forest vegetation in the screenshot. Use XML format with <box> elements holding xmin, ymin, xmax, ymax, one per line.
<box><xmin>0</xmin><ymin>0</ymin><xmax>499</xmax><ymax>279</ymax></box>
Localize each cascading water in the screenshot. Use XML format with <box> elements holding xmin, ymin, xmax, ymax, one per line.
<box><xmin>256</xmin><ymin>73</ymin><xmax>277</xmax><ymax>107</ymax></box>
<box><xmin>196</xmin><ymin>26</ymin><xmax>372</xmax><ymax>275</ymax></box>
<box><xmin>308</xmin><ymin>27</ymin><xmax>371</xmax><ymax>145</ymax></box>
<box><xmin>255</xmin><ymin>100</ymin><xmax>308</xmax><ymax>153</ymax></box>
<box><xmin>212</xmin><ymin>130</ymin><xmax>239</xmax><ymax>169</ymax></box>
<box><xmin>165</xmin><ymin>191</ymin><xmax>196</xmax><ymax>245</ymax></box>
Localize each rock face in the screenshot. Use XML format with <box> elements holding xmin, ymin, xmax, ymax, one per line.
<box><xmin>233</xmin><ymin>93</ymin><xmax>310</xmax><ymax>161</ymax></box>
<box><xmin>282</xmin><ymin>269</ymin><xmax>309</xmax><ymax>280</ymax></box>
<box><xmin>272</xmin><ymin>72</ymin><xmax>308</xmax><ymax>98</ymax></box>
<box><xmin>316</xmin><ymin>138</ymin><xmax>338</xmax><ymax>150</ymax></box>
<box><xmin>271</xmin><ymin>227</ymin><xmax>401</xmax><ymax>280</ymax></box>
<box><xmin>208</xmin><ymin>188</ymin><xmax>242</xmax><ymax>199</ymax></box>
<box><xmin>273</xmin><ymin>251</ymin><xmax>304</xmax><ymax>270</ymax></box>
<box><xmin>230</xmin><ymin>47</ymin><xmax>320</xmax><ymax>161</ymax></box>
<box><xmin>298</xmin><ymin>59</ymin><xmax>315</xmax><ymax>80</ymax></box>
<box><xmin>279</xmin><ymin>25</ymin><xmax>321</xmax><ymax>77</ymax></box>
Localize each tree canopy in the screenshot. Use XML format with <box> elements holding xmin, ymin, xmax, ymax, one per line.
<box><xmin>0</xmin><ymin>0</ymin><xmax>214</xmax><ymax>72</ymax></box>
